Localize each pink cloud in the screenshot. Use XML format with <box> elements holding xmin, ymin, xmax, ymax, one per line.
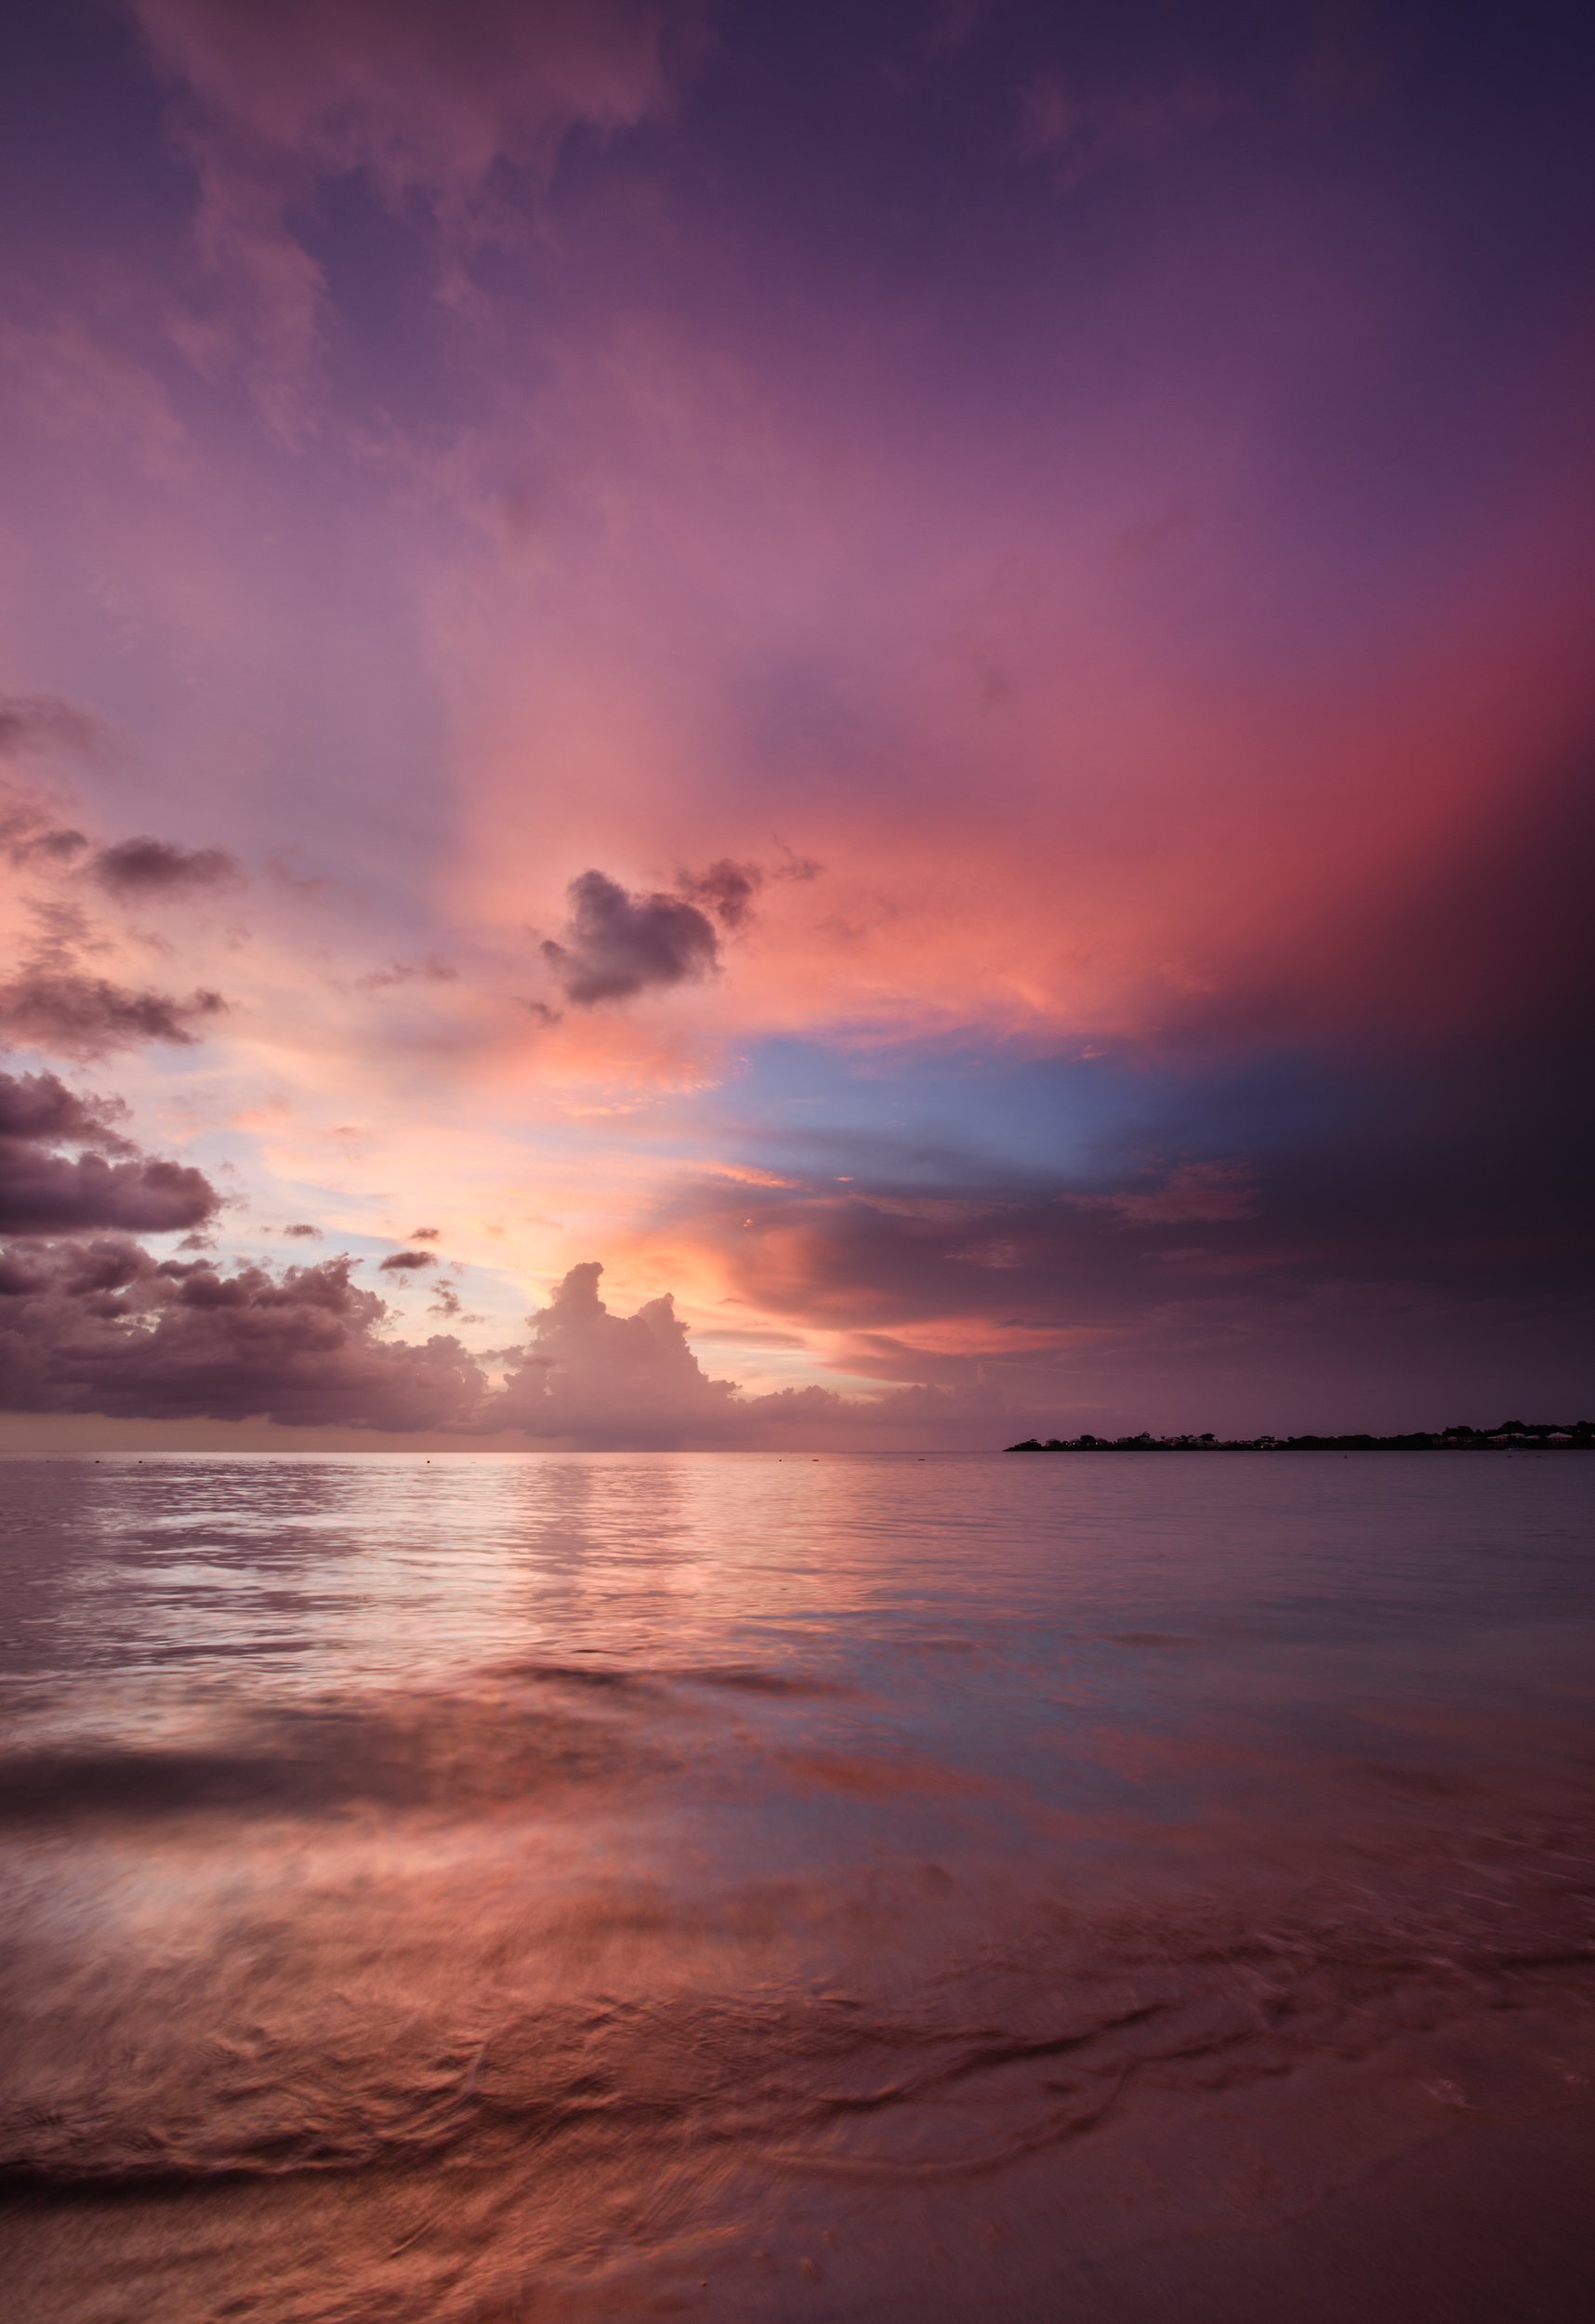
<box><xmin>126</xmin><ymin>0</ymin><xmax>702</xmax><ymax>423</ymax></box>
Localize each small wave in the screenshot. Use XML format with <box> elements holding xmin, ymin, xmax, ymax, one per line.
<box><xmin>487</xmin><ymin>1657</ymin><xmax>847</xmax><ymax>1698</ymax></box>
<box><xmin>0</xmin><ymin>1688</ymin><xmax>666</xmax><ymax>1825</ymax></box>
<box><xmin>5</xmin><ymin>1816</ymin><xmax>1591</xmax><ymax>2201</ymax></box>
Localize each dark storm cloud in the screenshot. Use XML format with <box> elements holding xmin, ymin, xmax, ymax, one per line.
<box><xmin>592</xmin><ymin>750</ymin><xmax>1595</xmax><ymax>1433</ymax></box>
<box><xmin>667</xmin><ymin>1130</ymin><xmax>1595</xmax><ymax>1433</ymax></box>
<box><xmin>541</xmin><ymin>870</ymin><xmax>720</xmax><ymax>1006</ymax></box>
<box><xmin>0</xmin><ymin>972</ymin><xmax>227</xmax><ymax>1058</ymax></box>
<box><xmin>377</xmin><ymin>1248</ymin><xmax>435</xmax><ymax>1271</ymax></box>
<box><xmin>0</xmin><ymin>1242</ymin><xmax>486</xmax><ymax>1430</ymax></box>
<box><xmin>0</xmin><ymin>1069</ymin><xmax>220</xmax><ymax>1238</ymax></box>
<box><xmin>670</xmin><ymin>736</ymin><xmax>1595</xmax><ymax>1426</ymax></box>
<box><xmin>90</xmin><ymin>837</ymin><xmax>241</xmax><ymax>895</ymax></box>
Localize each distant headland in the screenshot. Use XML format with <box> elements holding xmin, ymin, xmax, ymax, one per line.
<box><xmin>1006</xmin><ymin>1421</ymin><xmax>1595</xmax><ymax>1452</ymax></box>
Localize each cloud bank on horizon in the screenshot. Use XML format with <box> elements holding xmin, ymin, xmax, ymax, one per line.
<box><xmin>0</xmin><ymin>0</ymin><xmax>1590</xmax><ymax>1444</ymax></box>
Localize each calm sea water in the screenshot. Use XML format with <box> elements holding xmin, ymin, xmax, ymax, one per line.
<box><xmin>1</xmin><ymin>1451</ymin><xmax>1592</xmax><ymax>2322</ymax></box>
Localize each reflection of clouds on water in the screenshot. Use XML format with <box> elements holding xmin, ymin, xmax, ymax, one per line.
<box><xmin>1</xmin><ymin>1455</ymin><xmax>1593</xmax><ymax>2318</ymax></box>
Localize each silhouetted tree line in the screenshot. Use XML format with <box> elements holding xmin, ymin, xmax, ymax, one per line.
<box><xmin>1006</xmin><ymin>1421</ymin><xmax>1595</xmax><ymax>1452</ymax></box>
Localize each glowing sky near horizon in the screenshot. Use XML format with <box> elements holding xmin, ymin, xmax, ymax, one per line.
<box><xmin>1</xmin><ymin>0</ymin><xmax>1592</xmax><ymax>1444</ymax></box>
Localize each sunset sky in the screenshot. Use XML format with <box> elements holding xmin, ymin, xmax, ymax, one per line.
<box><xmin>2</xmin><ymin>0</ymin><xmax>1592</xmax><ymax>1446</ymax></box>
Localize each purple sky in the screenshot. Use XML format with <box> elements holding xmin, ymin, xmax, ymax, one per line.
<box><xmin>1</xmin><ymin>0</ymin><xmax>1592</xmax><ymax>1446</ymax></box>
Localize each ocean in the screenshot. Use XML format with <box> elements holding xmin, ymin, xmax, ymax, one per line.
<box><xmin>2</xmin><ymin>1451</ymin><xmax>1592</xmax><ymax>2321</ymax></box>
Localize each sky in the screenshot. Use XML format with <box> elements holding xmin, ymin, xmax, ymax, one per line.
<box><xmin>1</xmin><ymin>0</ymin><xmax>1592</xmax><ymax>1448</ymax></box>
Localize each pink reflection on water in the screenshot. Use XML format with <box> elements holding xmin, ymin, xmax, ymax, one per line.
<box><xmin>1</xmin><ymin>1453</ymin><xmax>1593</xmax><ymax>2319</ymax></box>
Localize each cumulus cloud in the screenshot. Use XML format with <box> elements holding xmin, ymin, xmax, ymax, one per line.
<box><xmin>0</xmin><ymin>1240</ymin><xmax>485</xmax><ymax>1429</ymax></box>
<box><xmin>0</xmin><ymin>971</ymin><xmax>226</xmax><ymax>1059</ymax></box>
<box><xmin>0</xmin><ymin>1228</ymin><xmax>1046</xmax><ymax>1445</ymax></box>
<box><xmin>0</xmin><ymin>817</ymin><xmax>233</xmax><ymax>1057</ymax></box>
<box><xmin>498</xmin><ymin>1261</ymin><xmax>739</xmax><ymax>1442</ymax></box>
<box><xmin>91</xmin><ymin>836</ymin><xmax>241</xmax><ymax>896</ymax></box>
<box><xmin>541</xmin><ymin>870</ymin><xmax>720</xmax><ymax>1006</ymax></box>
<box><xmin>0</xmin><ymin>1071</ymin><xmax>131</xmax><ymax>1155</ymax></box>
<box><xmin>281</xmin><ymin>1221</ymin><xmax>322</xmax><ymax>1238</ymax></box>
<box><xmin>0</xmin><ymin>1068</ymin><xmax>219</xmax><ymax>1238</ymax></box>
<box><xmin>538</xmin><ymin>853</ymin><xmax>788</xmax><ymax>1006</ymax></box>
<box><xmin>377</xmin><ymin>1248</ymin><xmax>435</xmax><ymax>1272</ymax></box>
<box><xmin>494</xmin><ymin>1261</ymin><xmax>1041</xmax><ymax>1448</ymax></box>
